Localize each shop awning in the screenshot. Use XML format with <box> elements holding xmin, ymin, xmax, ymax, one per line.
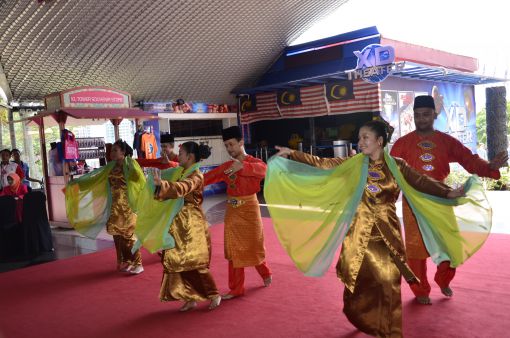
<box><xmin>14</xmin><ymin>107</ymin><xmax>155</xmax><ymax>127</ymax></box>
<box><xmin>233</xmin><ymin>26</ymin><xmax>507</xmax><ymax>95</ymax></box>
<box><xmin>52</xmin><ymin>108</ymin><xmax>154</xmax><ymax>120</ymax></box>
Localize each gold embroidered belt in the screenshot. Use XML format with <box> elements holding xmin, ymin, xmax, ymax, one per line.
<box><xmin>226</xmin><ymin>194</ymin><xmax>257</xmax><ymax>208</ymax></box>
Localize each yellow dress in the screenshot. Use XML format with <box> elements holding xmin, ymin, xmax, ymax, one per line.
<box><xmin>105</xmin><ymin>164</ymin><xmax>141</xmax><ymax>267</ymax></box>
<box><xmin>157</xmin><ymin>170</ymin><xmax>219</xmax><ymax>302</ymax></box>
<box><xmin>290</xmin><ymin>151</ymin><xmax>450</xmax><ymax>338</ymax></box>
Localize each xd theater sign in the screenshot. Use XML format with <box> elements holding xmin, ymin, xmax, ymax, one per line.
<box><xmin>347</xmin><ymin>44</ymin><xmax>405</xmax><ymax>83</ymax></box>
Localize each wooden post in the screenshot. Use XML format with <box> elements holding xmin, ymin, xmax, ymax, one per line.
<box><xmin>38</xmin><ymin>117</ymin><xmax>52</xmax><ymax>220</ymax></box>
<box><xmin>111</xmin><ymin>118</ymin><xmax>122</xmax><ymax>140</ymax></box>
<box><xmin>486</xmin><ymin>87</ymin><xmax>508</xmax><ymax>162</ymax></box>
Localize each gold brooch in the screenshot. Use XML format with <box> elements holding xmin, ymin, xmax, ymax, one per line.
<box><xmin>417</xmin><ymin>140</ymin><xmax>436</xmax><ymax>150</ymax></box>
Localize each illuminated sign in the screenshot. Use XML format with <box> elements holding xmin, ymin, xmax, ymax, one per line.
<box><xmin>347</xmin><ymin>44</ymin><xmax>404</xmax><ymax>83</ymax></box>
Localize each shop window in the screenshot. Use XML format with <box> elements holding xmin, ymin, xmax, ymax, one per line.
<box><xmin>170</xmin><ymin>120</ymin><xmax>223</xmax><ymax>137</ymax></box>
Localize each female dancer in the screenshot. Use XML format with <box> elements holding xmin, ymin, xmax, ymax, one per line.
<box><xmin>154</xmin><ymin>141</ymin><xmax>221</xmax><ymax>311</ymax></box>
<box><xmin>270</xmin><ymin>120</ymin><xmax>469</xmax><ymax>337</ymax></box>
<box><xmin>66</xmin><ymin>139</ymin><xmax>145</xmax><ymax>274</ymax></box>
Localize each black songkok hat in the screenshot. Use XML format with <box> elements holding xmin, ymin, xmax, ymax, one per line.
<box><xmin>221</xmin><ymin>126</ymin><xmax>242</xmax><ymax>141</ymax></box>
<box><xmin>160</xmin><ymin>133</ymin><xmax>174</xmax><ymax>144</ymax></box>
<box><xmin>413</xmin><ymin>95</ymin><xmax>436</xmax><ymax>110</ymax></box>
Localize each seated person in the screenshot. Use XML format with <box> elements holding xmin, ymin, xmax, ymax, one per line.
<box><xmin>11</xmin><ymin>148</ymin><xmax>43</xmax><ymax>189</ymax></box>
<box><xmin>0</xmin><ymin>172</ymin><xmax>28</xmax><ymax>199</ymax></box>
<box><xmin>1</xmin><ymin>149</ymin><xmax>25</xmax><ymax>189</ymax></box>
<box><xmin>0</xmin><ymin>173</ymin><xmax>28</xmax><ymax>222</ymax></box>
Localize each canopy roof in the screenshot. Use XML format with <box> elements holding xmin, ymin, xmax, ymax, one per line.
<box><xmin>0</xmin><ymin>0</ymin><xmax>347</xmax><ymax>103</ymax></box>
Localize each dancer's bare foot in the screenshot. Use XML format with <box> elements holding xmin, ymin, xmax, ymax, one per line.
<box><xmin>264</xmin><ymin>276</ymin><xmax>272</xmax><ymax>287</ymax></box>
<box><xmin>180</xmin><ymin>301</ymin><xmax>197</xmax><ymax>312</ymax></box>
<box><xmin>209</xmin><ymin>296</ymin><xmax>221</xmax><ymax>310</ymax></box>
<box><xmin>221</xmin><ymin>294</ymin><xmax>236</xmax><ymax>300</ymax></box>
<box><xmin>416</xmin><ymin>296</ymin><xmax>432</xmax><ymax>305</ymax></box>
<box><xmin>441</xmin><ymin>287</ymin><xmax>453</xmax><ymax>297</ymax></box>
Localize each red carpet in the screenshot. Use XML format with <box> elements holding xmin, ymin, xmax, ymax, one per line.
<box><xmin>1</xmin><ymin>219</ymin><xmax>509</xmax><ymax>338</ymax></box>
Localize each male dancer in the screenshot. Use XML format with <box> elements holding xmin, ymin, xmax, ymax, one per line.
<box><xmin>390</xmin><ymin>95</ymin><xmax>508</xmax><ymax>304</ymax></box>
<box><xmin>136</xmin><ymin>133</ymin><xmax>178</xmax><ymax>170</ymax></box>
<box><xmin>204</xmin><ymin>126</ymin><xmax>272</xmax><ymax>299</ymax></box>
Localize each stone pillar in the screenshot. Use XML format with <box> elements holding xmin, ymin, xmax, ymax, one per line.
<box><xmin>485</xmin><ymin>86</ymin><xmax>508</xmax><ymax>161</ymax></box>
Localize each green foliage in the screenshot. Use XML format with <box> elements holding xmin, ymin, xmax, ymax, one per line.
<box><xmin>446</xmin><ymin>165</ymin><xmax>509</xmax><ymax>191</ymax></box>
<box><xmin>476</xmin><ymin>101</ymin><xmax>510</xmax><ymax>146</ymax></box>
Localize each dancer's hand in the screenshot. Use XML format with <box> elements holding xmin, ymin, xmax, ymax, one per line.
<box><xmin>447</xmin><ymin>187</ymin><xmax>465</xmax><ymax>199</ymax></box>
<box><xmin>489</xmin><ymin>151</ymin><xmax>509</xmax><ymax>170</ymax></box>
<box><xmin>224</xmin><ymin>158</ymin><xmax>243</xmax><ymax>175</ymax></box>
<box><xmin>161</xmin><ymin>152</ymin><xmax>170</xmax><ymax>164</ymax></box>
<box><xmin>274</xmin><ymin>146</ymin><xmax>293</xmax><ymax>158</ymax></box>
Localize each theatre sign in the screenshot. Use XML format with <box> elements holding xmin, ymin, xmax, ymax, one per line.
<box><xmin>347</xmin><ymin>44</ymin><xmax>405</xmax><ymax>83</ymax></box>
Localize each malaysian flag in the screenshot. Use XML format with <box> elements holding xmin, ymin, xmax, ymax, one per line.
<box><xmin>240</xmin><ymin>80</ymin><xmax>381</xmax><ymax>124</ymax></box>
<box><xmin>328</xmin><ymin>79</ymin><xmax>381</xmax><ymax>115</ymax></box>
<box><xmin>240</xmin><ymin>92</ymin><xmax>280</xmax><ymax>124</ymax></box>
<box><xmin>277</xmin><ymin>85</ymin><xmax>327</xmax><ymax>119</ymax></box>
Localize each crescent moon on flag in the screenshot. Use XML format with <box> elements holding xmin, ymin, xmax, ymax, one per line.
<box><xmin>330</xmin><ymin>85</ymin><xmax>341</xmax><ymax>99</ymax></box>
<box><xmin>330</xmin><ymin>85</ymin><xmax>347</xmax><ymax>100</ymax></box>
<box><xmin>241</xmin><ymin>100</ymin><xmax>252</xmax><ymax>112</ymax></box>
<box><xmin>280</xmin><ymin>91</ymin><xmax>291</xmax><ymax>105</ymax></box>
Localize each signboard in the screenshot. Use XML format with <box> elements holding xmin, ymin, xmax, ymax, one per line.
<box><xmin>347</xmin><ymin>44</ymin><xmax>404</xmax><ymax>83</ymax></box>
<box><xmin>62</xmin><ymin>88</ymin><xmax>130</xmax><ymax>108</ymax></box>
<box><xmin>382</xmin><ymin>81</ymin><xmax>477</xmax><ymax>151</ymax></box>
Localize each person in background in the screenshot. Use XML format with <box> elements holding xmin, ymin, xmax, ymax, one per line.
<box><xmin>11</xmin><ymin>149</ymin><xmax>43</xmax><ymax>189</ymax></box>
<box><xmin>204</xmin><ymin>126</ymin><xmax>272</xmax><ymax>300</ymax></box>
<box><xmin>476</xmin><ymin>142</ymin><xmax>488</xmax><ymax>160</ymax></box>
<box><xmin>1</xmin><ymin>149</ymin><xmax>24</xmax><ymax>190</ymax></box>
<box><xmin>48</xmin><ymin>142</ymin><xmax>63</xmax><ymax>176</ymax></box>
<box><xmin>154</xmin><ymin>141</ymin><xmax>221</xmax><ymax>311</ymax></box>
<box><xmin>390</xmin><ymin>95</ymin><xmax>508</xmax><ymax>305</ymax></box>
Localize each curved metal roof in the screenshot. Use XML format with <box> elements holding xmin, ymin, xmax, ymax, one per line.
<box><xmin>0</xmin><ymin>0</ymin><xmax>348</xmax><ymax>103</ymax></box>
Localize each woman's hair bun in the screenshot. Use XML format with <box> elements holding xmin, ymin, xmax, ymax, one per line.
<box><xmin>198</xmin><ymin>143</ymin><xmax>211</xmax><ymax>160</ymax></box>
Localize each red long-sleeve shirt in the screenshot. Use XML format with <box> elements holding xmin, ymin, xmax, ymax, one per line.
<box><xmin>390</xmin><ymin>130</ymin><xmax>500</xmax><ymax>181</ymax></box>
<box><xmin>204</xmin><ymin>155</ymin><xmax>266</xmax><ymax>196</ymax></box>
<box><xmin>136</xmin><ymin>158</ymin><xmax>179</xmax><ymax>170</ymax></box>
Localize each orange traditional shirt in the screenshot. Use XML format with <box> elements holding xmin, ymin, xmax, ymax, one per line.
<box><xmin>140</xmin><ymin>133</ymin><xmax>158</xmax><ymax>159</ymax></box>
<box><xmin>203</xmin><ymin>155</ymin><xmax>266</xmax><ymax>196</ymax></box>
<box><xmin>390</xmin><ymin>130</ymin><xmax>500</xmax><ymax>181</ymax></box>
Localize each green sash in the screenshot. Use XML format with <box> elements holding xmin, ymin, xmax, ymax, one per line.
<box><xmin>264</xmin><ymin>152</ymin><xmax>491</xmax><ymax>276</ymax></box>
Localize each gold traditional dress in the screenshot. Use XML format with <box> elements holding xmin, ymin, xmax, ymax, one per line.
<box><xmin>290</xmin><ymin>151</ymin><xmax>451</xmax><ymax>338</ymax></box>
<box><xmin>157</xmin><ymin>170</ymin><xmax>219</xmax><ymax>302</ymax></box>
<box><xmin>105</xmin><ymin>164</ymin><xmax>142</xmax><ymax>267</ymax></box>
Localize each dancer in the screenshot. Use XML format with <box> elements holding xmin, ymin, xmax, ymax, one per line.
<box><xmin>267</xmin><ymin>120</ymin><xmax>488</xmax><ymax>337</ymax></box>
<box><xmin>204</xmin><ymin>126</ymin><xmax>272</xmax><ymax>299</ymax></box>
<box><xmin>154</xmin><ymin>141</ymin><xmax>221</xmax><ymax>311</ymax></box>
<box><xmin>65</xmin><ymin>140</ymin><xmax>146</xmax><ymax>274</ymax></box>
<box><xmin>137</xmin><ymin>133</ymin><xmax>179</xmax><ymax>170</ymax></box>
<box><xmin>390</xmin><ymin>95</ymin><xmax>508</xmax><ymax>304</ymax></box>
